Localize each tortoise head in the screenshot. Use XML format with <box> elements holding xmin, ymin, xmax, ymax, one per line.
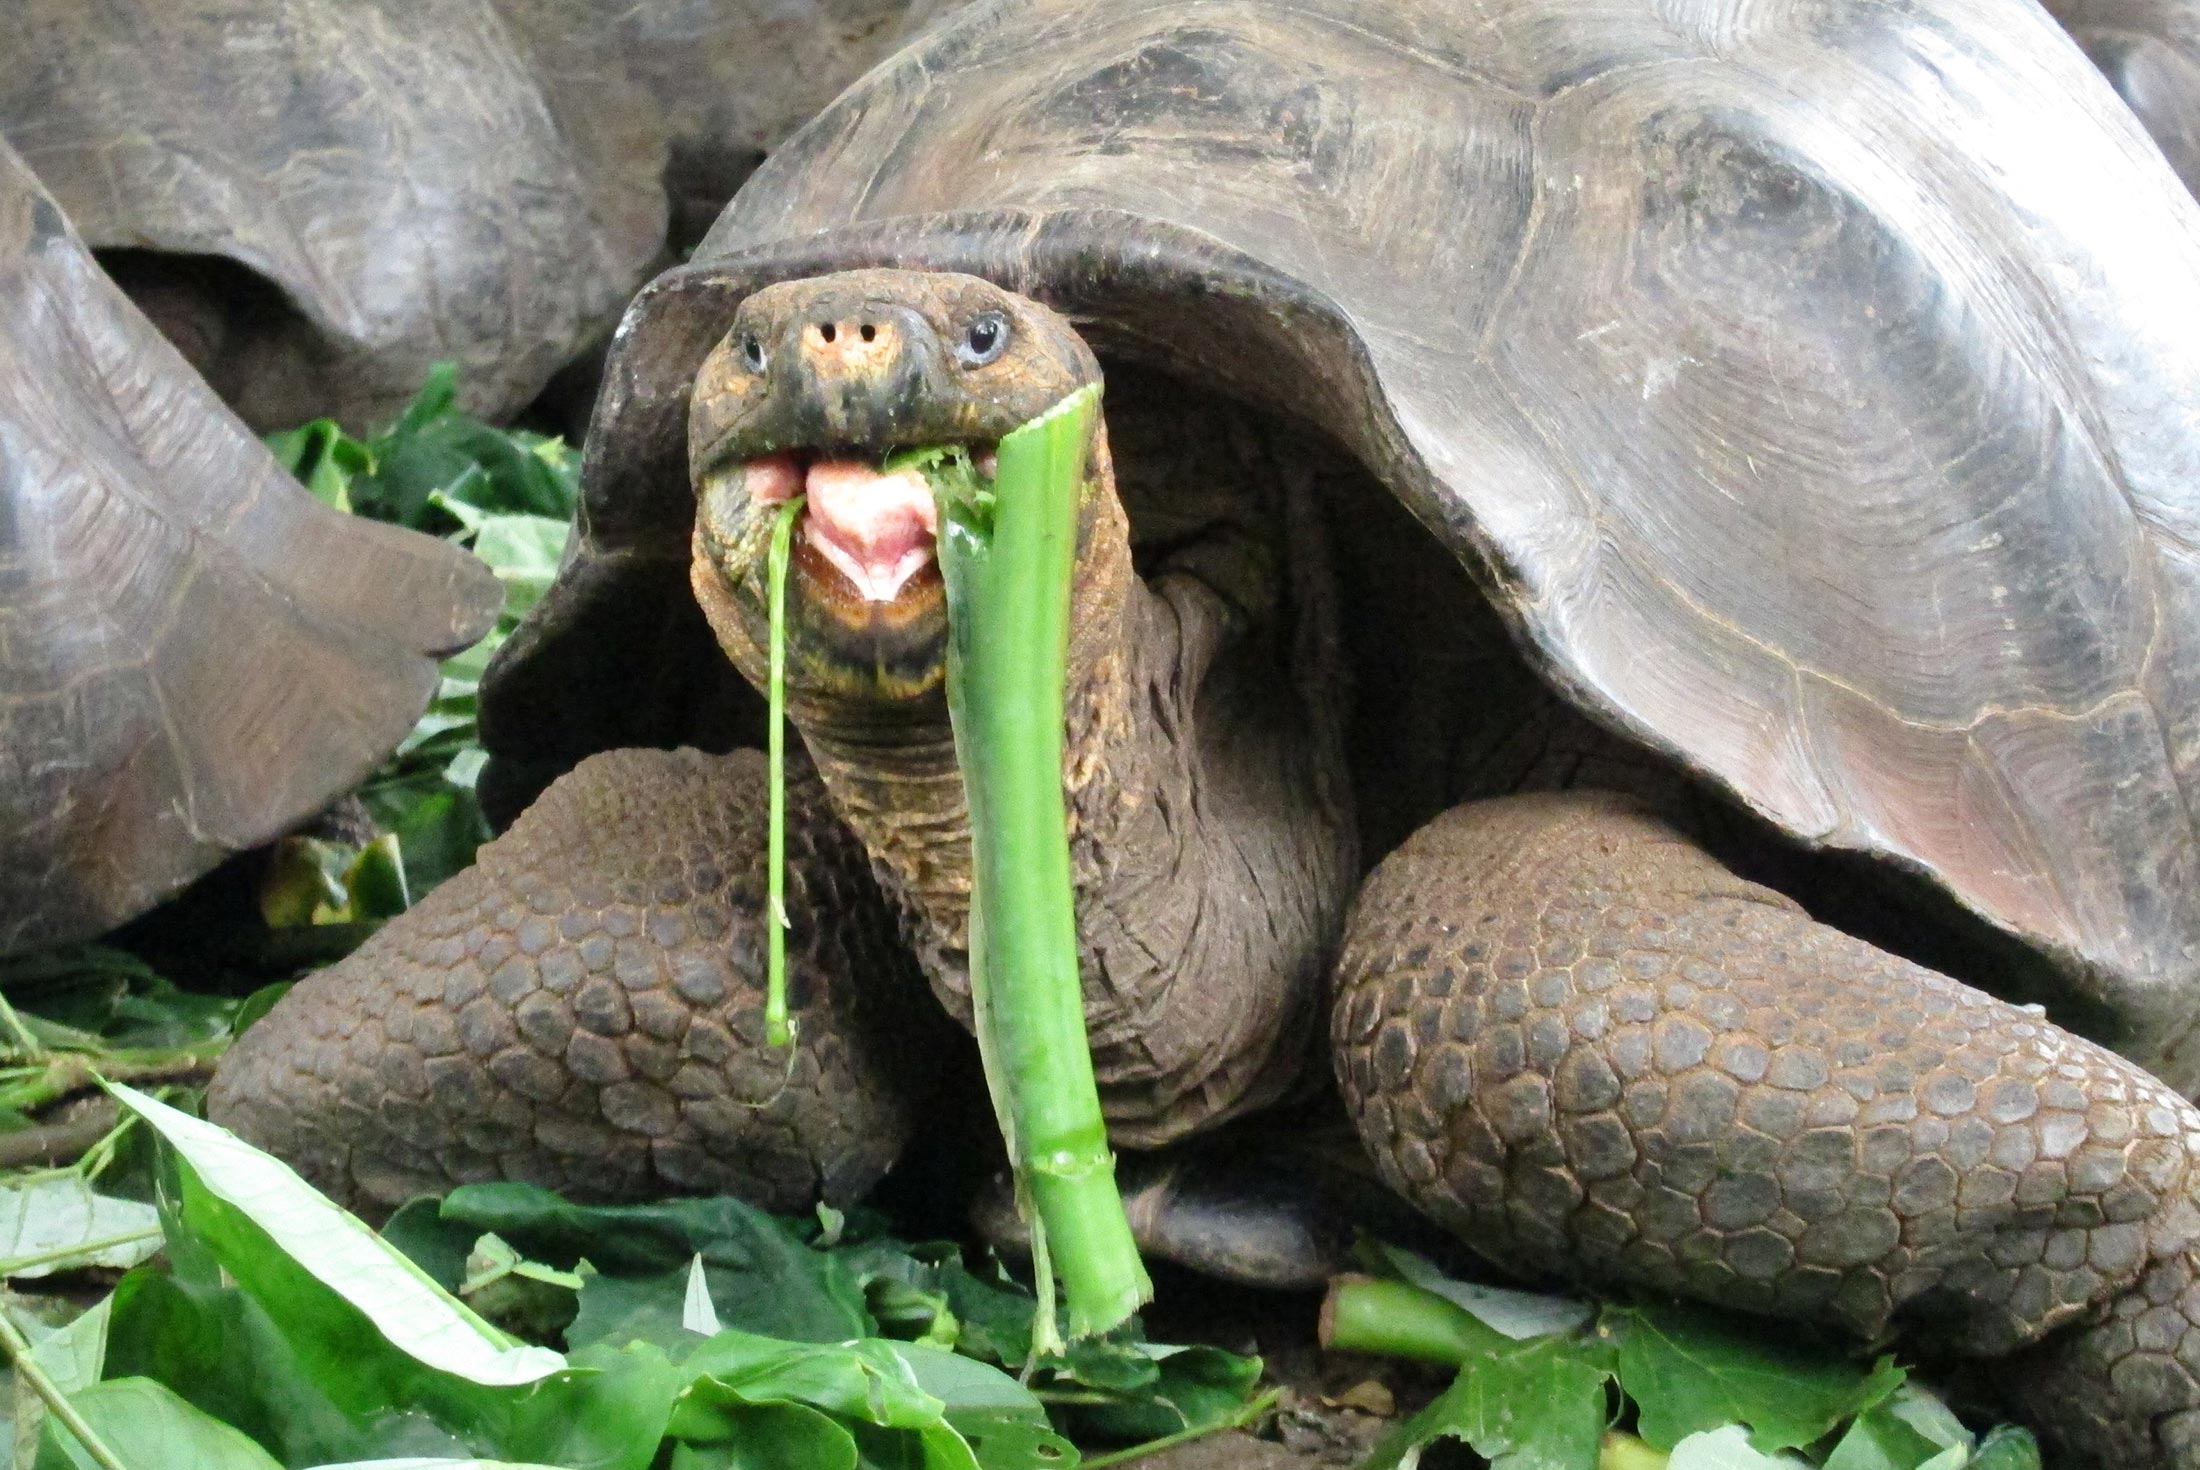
<box><xmin>689</xmin><ymin>269</ymin><xmax>1108</xmax><ymax>714</ymax></box>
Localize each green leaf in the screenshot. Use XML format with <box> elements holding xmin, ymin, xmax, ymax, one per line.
<box><xmin>458</xmin><ymin>514</ymin><xmax>568</xmax><ymax>622</ymax></box>
<box><xmin>664</xmin><ymin>1393</ymin><xmax>858</xmax><ymax>1470</ymax></box>
<box><xmin>271</xmin><ymin>362</ymin><xmax>578</xmax><ymax>906</ymax></box>
<box><xmin>1967</xmin><ymin>1427</ymin><xmax>2040</xmax><ymax>1470</ymax></box>
<box><xmin>33</xmin><ymin>1377</ymin><xmax>282</xmax><ymax>1470</ymax></box>
<box><xmin>107</xmin><ymin>1085</ymin><xmax>563</xmax><ymax>1387</ymax></box>
<box><xmin>381</xmin><ymin>791</ymin><xmax>490</xmax><ymax>899</ymax></box>
<box><xmin>435</xmin><ymin>1186</ymin><xmax>871</xmax><ymax>1345</ymax></box>
<box><xmin>683</xmin><ymin>1256</ymin><xmax>723</xmax><ymax>1337</ymax></box>
<box><xmin>1611</xmin><ymin>1303</ymin><xmax>1904</xmax><ymax>1453</ymax></box>
<box><xmin>1825</xmin><ymin>1383</ymin><xmax>1975</xmax><ymax>1470</ymax></box>
<box><xmin>263</xmin><ymin>419</ymin><xmax>371</xmax><ymax>512</ymax></box>
<box><xmin>1363</xmin><ymin>1334</ymin><xmax>1612</xmax><ymax>1470</ymax></box>
<box><xmin>928</xmin><ymin>1258</ymin><xmax>1035</xmax><ymax>1367</ymax></box>
<box><xmin>223</xmin><ymin>983</ymin><xmax>292</xmax><ymax>1041</ymax></box>
<box><xmin>1880</xmin><ymin>1385</ymin><xmax>1970</xmax><ymax>1455</ymax></box>
<box><xmin>1823</xmin><ymin>1410</ymin><xmax>1946</xmax><ymax>1470</ymax></box>
<box><xmin>456</xmin><ymin>1235</ymin><xmax>583</xmax><ymax>1343</ymax></box>
<box><xmin>344</xmin><ymin>837</ymin><xmax>412</xmax><ymax>922</ymax></box>
<box><xmin>103</xmin><ymin>1269</ymin><xmax>392</xmax><ymax>1468</ymax></box>
<box><xmin>1058</xmin><ymin>1346</ymin><xmax>1259</xmax><ymax>1444</ymax></box>
<box><xmin>21</xmin><ymin>1300</ymin><xmax>108</xmax><ymax>1399</ymax></box>
<box><xmin>681</xmin><ymin>1332</ymin><xmax>945</xmax><ymax>1430</ymax></box>
<box><xmin>0</xmin><ymin>1178</ymin><xmax>161</xmax><ymax>1277</ymax></box>
<box><xmin>482</xmin><ymin>1340</ymin><xmax>682</xmax><ymax>1470</ymax></box>
<box><xmin>302</xmin><ymin>1462</ymin><xmax>575</xmax><ymax>1469</ymax></box>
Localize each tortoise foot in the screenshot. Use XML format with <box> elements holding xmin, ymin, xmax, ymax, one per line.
<box><xmin>1334</xmin><ymin>790</ymin><xmax>2200</xmax><ymax>1469</ymax></box>
<box><xmin>210</xmin><ymin>747</ymin><xmax>936</xmax><ymax>1215</ymax></box>
<box><xmin>971</xmin><ymin>1125</ymin><xmax>1403</xmax><ymax>1291</ymax></box>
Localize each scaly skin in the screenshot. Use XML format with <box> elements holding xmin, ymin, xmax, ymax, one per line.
<box><xmin>1335</xmin><ymin>790</ymin><xmax>2200</xmax><ymax>1468</ymax></box>
<box><xmin>212</xmin><ymin>748</ymin><xmax>936</xmax><ymax>1212</ymax></box>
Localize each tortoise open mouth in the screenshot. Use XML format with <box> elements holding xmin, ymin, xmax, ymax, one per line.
<box><xmin>739</xmin><ymin>444</ymin><xmax>995</xmax><ymax>616</ymax></box>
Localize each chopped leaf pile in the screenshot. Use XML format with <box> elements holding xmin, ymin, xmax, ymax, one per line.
<box><xmin>264</xmin><ymin>361</ymin><xmax>581</xmax><ymax>900</ymax></box>
<box><xmin>1323</xmin><ymin>1251</ymin><xmax>2040</xmax><ymax>1470</ymax></box>
<box><xmin>0</xmin><ymin>1087</ymin><xmax>1261</xmax><ymax>1469</ymax></box>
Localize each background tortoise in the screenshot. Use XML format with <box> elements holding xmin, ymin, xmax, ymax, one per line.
<box><xmin>2047</xmin><ymin>0</ymin><xmax>2200</xmax><ymax>199</ymax></box>
<box><xmin>0</xmin><ymin>139</ymin><xmax>498</xmax><ymax>954</ymax></box>
<box><xmin>212</xmin><ymin>0</ymin><xmax>2200</xmax><ymax>1463</ymax></box>
<box><xmin>0</xmin><ymin>0</ymin><xmax>941</xmax><ymax>431</ymax></box>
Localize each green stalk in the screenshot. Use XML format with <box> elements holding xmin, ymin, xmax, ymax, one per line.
<box><xmin>764</xmin><ymin>496</ymin><xmax>806</xmax><ymax>1049</ymax></box>
<box><xmin>1080</xmin><ymin>1388</ymin><xmax>1282</xmax><ymax>1468</ymax></box>
<box><xmin>931</xmin><ymin>384</ymin><xmax>1150</xmax><ymax>1347</ymax></box>
<box><xmin>0</xmin><ymin>1299</ymin><xmax>131</xmax><ymax>1470</ymax></box>
<box><xmin>0</xmin><ymin>1227</ymin><xmax>160</xmax><ymax>1277</ymax></box>
<box><xmin>1318</xmin><ymin>1276</ymin><xmax>1507</xmax><ymax>1365</ymax></box>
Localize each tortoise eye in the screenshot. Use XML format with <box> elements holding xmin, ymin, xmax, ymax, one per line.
<box><xmin>956</xmin><ymin>312</ymin><xmax>1011</xmax><ymax>367</ymax></box>
<box><xmin>740</xmin><ymin>333</ymin><xmax>767</xmax><ymax>373</ymax></box>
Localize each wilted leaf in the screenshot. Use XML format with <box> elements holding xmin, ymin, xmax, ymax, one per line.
<box><xmin>0</xmin><ymin>1178</ymin><xmax>161</xmax><ymax>1277</ymax></box>
<box><xmin>1665</xmin><ymin>1424</ymin><xmax>1816</xmax><ymax>1470</ymax></box>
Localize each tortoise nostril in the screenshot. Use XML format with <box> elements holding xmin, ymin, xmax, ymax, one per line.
<box><xmin>859</xmin><ymin>323</ymin><xmax>877</xmax><ymax>343</ymax></box>
<box><xmin>819</xmin><ymin>322</ymin><xmax>838</xmax><ymax>344</ymax></box>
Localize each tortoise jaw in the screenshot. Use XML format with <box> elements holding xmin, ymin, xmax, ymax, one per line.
<box><xmin>694</xmin><ymin>447</ymin><xmax>964</xmax><ymax>708</ymax></box>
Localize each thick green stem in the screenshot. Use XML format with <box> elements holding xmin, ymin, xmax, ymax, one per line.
<box><xmin>765</xmin><ymin>496</ymin><xmax>806</xmax><ymax>1049</ymax></box>
<box><xmin>934</xmin><ymin>384</ymin><xmax>1150</xmax><ymax>1345</ymax></box>
<box><xmin>1319</xmin><ymin>1276</ymin><xmax>1508</xmax><ymax>1366</ymax></box>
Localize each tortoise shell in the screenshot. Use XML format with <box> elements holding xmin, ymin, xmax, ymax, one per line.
<box><xmin>0</xmin><ymin>140</ymin><xmax>498</xmax><ymax>953</ymax></box>
<box><xmin>487</xmin><ymin>0</ymin><xmax>2200</xmax><ymax>1089</ymax></box>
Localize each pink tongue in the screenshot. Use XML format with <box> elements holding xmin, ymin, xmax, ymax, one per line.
<box><xmin>801</xmin><ymin>458</ymin><xmax>940</xmax><ymax>602</ymax></box>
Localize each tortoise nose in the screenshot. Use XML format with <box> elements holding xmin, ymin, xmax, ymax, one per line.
<box><xmin>797</xmin><ymin>310</ymin><xmax>906</xmax><ymax>377</ymax></box>
<box><xmin>780</xmin><ymin>302</ymin><xmax>943</xmax><ymax>443</ymax></box>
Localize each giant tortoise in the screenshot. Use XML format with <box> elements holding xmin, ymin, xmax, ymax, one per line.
<box><xmin>0</xmin><ymin>0</ymin><xmax>935</xmax><ymax>430</ymax></box>
<box><xmin>213</xmin><ymin>0</ymin><xmax>2200</xmax><ymax>1463</ymax></box>
<box><xmin>2048</xmin><ymin>0</ymin><xmax>2200</xmax><ymax>199</ymax></box>
<box><xmin>0</xmin><ymin>139</ymin><xmax>498</xmax><ymax>953</ymax></box>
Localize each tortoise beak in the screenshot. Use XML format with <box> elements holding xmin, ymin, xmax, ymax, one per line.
<box><xmin>694</xmin><ymin>453</ymin><xmax>952</xmax><ymax>707</ymax></box>
<box><xmin>772</xmin><ymin>297</ymin><xmax>953</xmax><ymax>451</ymax></box>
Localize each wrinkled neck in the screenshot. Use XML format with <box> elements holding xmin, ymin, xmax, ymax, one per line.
<box><xmin>793</xmin><ymin>485</ymin><xmax>1136</xmax><ymax>958</ymax></box>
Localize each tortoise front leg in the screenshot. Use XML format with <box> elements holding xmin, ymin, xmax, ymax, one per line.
<box><xmin>1333</xmin><ymin>791</ymin><xmax>2200</xmax><ymax>1470</ymax></box>
<box><xmin>210</xmin><ymin>747</ymin><xmax>938</xmax><ymax>1215</ymax></box>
